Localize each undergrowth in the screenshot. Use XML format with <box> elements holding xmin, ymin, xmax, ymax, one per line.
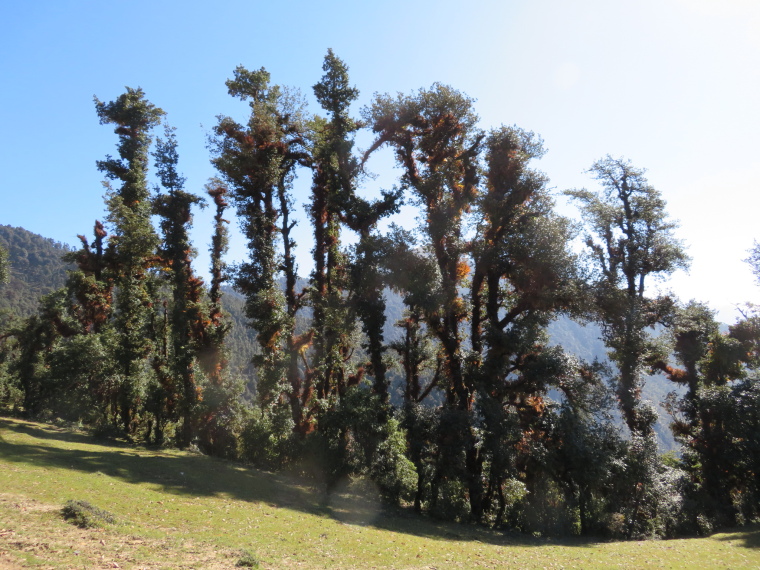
<box><xmin>61</xmin><ymin>499</ymin><xmax>117</xmax><ymax>528</ymax></box>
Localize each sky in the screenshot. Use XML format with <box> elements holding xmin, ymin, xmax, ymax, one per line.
<box><xmin>1</xmin><ymin>0</ymin><xmax>758</xmax><ymax>323</ymax></box>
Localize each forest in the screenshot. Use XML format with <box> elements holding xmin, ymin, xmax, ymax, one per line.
<box><xmin>1</xmin><ymin>50</ymin><xmax>759</xmax><ymax>540</ymax></box>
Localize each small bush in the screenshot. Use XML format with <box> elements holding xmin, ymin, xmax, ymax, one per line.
<box><xmin>431</xmin><ymin>479</ymin><xmax>470</xmax><ymax>522</ymax></box>
<box><xmin>236</xmin><ymin>549</ymin><xmax>260</xmax><ymax>568</ymax></box>
<box><xmin>602</xmin><ymin>512</ymin><xmax>627</xmax><ymax>539</ymax></box>
<box><xmin>61</xmin><ymin>499</ymin><xmax>116</xmax><ymax>528</ymax></box>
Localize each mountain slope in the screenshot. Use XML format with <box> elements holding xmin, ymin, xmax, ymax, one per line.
<box><xmin>0</xmin><ymin>225</ymin><xmax>75</xmax><ymax>319</ymax></box>
<box><xmin>548</xmin><ymin>317</ymin><xmax>681</xmax><ymax>451</ymax></box>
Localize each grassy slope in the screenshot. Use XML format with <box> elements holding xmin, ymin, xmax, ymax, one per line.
<box><xmin>0</xmin><ymin>417</ymin><xmax>758</xmax><ymax>569</ymax></box>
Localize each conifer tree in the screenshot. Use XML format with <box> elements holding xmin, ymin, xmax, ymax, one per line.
<box><xmin>152</xmin><ymin>125</ymin><xmax>206</xmax><ymax>445</ymax></box>
<box><xmin>309</xmin><ymin>50</ymin><xmax>363</xmax><ymax>405</ymax></box>
<box><xmin>95</xmin><ymin>87</ymin><xmax>165</xmax><ymax>434</ymax></box>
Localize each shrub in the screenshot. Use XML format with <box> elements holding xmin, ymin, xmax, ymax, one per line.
<box><xmin>431</xmin><ymin>479</ymin><xmax>470</xmax><ymax>522</ymax></box>
<box><xmin>370</xmin><ymin>417</ymin><xmax>417</xmax><ymax>504</ymax></box>
<box><xmin>61</xmin><ymin>499</ymin><xmax>116</xmax><ymax>528</ymax></box>
<box><xmin>240</xmin><ymin>405</ymin><xmax>296</xmax><ymax>469</ymax></box>
<box><xmin>236</xmin><ymin>549</ymin><xmax>261</xmax><ymax>568</ymax></box>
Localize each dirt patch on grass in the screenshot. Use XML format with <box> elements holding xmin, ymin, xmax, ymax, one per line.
<box><xmin>0</xmin><ymin>493</ymin><xmax>239</xmax><ymax>569</ymax></box>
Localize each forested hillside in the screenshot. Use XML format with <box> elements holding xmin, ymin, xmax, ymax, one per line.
<box><xmin>0</xmin><ymin>225</ymin><xmax>74</xmax><ymax>320</ymax></box>
<box><xmin>0</xmin><ymin>225</ymin><xmax>261</xmax><ymax>383</ymax></box>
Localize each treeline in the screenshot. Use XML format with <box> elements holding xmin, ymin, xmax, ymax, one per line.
<box><xmin>1</xmin><ymin>51</ymin><xmax>759</xmax><ymax>539</ymax></box>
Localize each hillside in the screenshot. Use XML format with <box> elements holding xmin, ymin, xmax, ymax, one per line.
<box><xmin>1</xmin><ymin>417</ymin><xmax>758</xmax><ymax>569</ymax></box>
<box><xmin>0</xmin><ymin>226</ymin><xmax>258</xmax><ymax>384</ymax></box>
<box><xmin>0</xmin><ymin>225</ymin><xmax>75</xmax><ymax>320</ymax></box>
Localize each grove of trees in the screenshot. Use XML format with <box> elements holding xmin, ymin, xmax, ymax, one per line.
<box><xmin>1</xmin><ymin>51</ymin><xmax>759</xmax><ymax>539</ymax></box>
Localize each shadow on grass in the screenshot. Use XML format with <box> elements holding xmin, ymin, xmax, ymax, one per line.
<box><xmin>2</xmin><ymin>418</ymin><xmax>131</xmax><ymax>448</ymax></box>
<box><xmin>715</xmin><ymin>526</ymin><xmax>760</xmax><ymax>549</ymax></box>
<box><xmin>0</xmin><ymin>417</ymin><xmax>598</xmax><ymax>549</ymax></box>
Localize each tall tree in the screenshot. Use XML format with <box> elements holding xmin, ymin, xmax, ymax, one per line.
<box><xmin>308</xmin><ymin>50</ymin><xmax>364</xmax><ymax>406</ymax></box>
<box><xmin>152</xmin><ymin>125</ymin><xmax>206</xmax><ymax>445</ymax></box>
<box><xmin>367</xmin><ymin>90</ymin><xmax>588</xmax><ymax>523</ymax></box>
<box><xmin>655</xmin><ymin>298</ymin><xmax>760</xmax><ymax>527</ymax></box>
<box><xmin>95</xmin><ymin>87</ymin><xmax>165</xmax><ymax>434</ymax></box>
<box><xmin>566</xmin><ymin>157</ymin><xmax>689</xmax><ymax>537</ymax></box>
<box><xmin>201</xmin><ymin>179</ymin><xmax>231</xmax><ymax>385</ymax></box>
<box><xmin>566</xmin><ymin>157</ymin><xmax>689</xmax><ymax>437</ymax></box>
<box><xmin>365</xmin><ymin>84</ymin><xmax>482</xmax><ymax>412</ymax></box>
<box><xmin>365</xmin><ymin>84</ymin><xmax>483</xmax><ymax>516</ymax></box>
<box><xmin>210</xmin><ymin>65</ymin><xmax>310</xmax><ymax>433</ymax></box>
<box><xmin>468</xmin><ymin>126</ymin><xmax>585</xmax><ymax>523</ymax></box>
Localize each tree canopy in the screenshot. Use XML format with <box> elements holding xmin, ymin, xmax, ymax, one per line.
<box><xmin>1</xmin><ymin>53</ymin><xmax>758</xmax><ymax>540</ymax></box>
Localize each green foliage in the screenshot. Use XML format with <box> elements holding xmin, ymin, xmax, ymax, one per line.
<box><xmin>241</xmin><ymin>405</ymin><xmax>297</xmax><ymax>470</ymax></box>
<box><xmin>0</xmin><ymin>225</ymin><xmax>75</xmax><ymax>320</ymax></box>
<box><xmin>152</xmin><ymin>123</ymin><xmax>208</xmax><ymax>446</ymax></box>
<box><xmin>566</xmin><ymin>157</ymin><xmax>689</xmax><ymax>437</ymax></box>
<box><xmin>196</xmin><ymin>375</ymin><xmax>247</xmax><ymax>459</ymax></box>
<box><xmin>236</xmin><ymin>550</ymin><xmax>261</xmax><ymax>568</ymax></box>
<box><xmin>0</xmin><ymin>245</ymin><xmax>8</xmax><ymax>285</ymax></box>
<box><xmin>95</xmin><ymin>88</ymin><xmax>165</xmax><ymax>434</ymax></box>
<box><xmin>563</xmin><ymin>158</ymin><xmax>691</xmax><ymax>535</ymax></box>
<box><xmin>46</xmin><ymin>331</ymin><xmax>119</xmax><ymax>423</ymax></box>
<box><xmin>61</xmin><ymin>499</ymin><xmax>117</xmax><ymax>528</ymax></box>
<box><xmin>7</xmin><ymin>55</ymin><xmax>760</xmax><ymax>541</ymax></box>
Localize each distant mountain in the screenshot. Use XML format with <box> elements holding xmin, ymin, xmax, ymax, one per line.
<box><xmin>0</xmin><ymin>225</ymin><xmax>75</xmax><ymax>320</ymax></box>
<box><xmin>548</xmin><ymin>317</ymin><xmax>681</xmax><ymax>452</ymax></box>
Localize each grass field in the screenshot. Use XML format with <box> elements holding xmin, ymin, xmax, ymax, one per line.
<box><xmin>0</xmin><ymin>416</ymin><xmax>758</xmax><ymax>569</ymax></box>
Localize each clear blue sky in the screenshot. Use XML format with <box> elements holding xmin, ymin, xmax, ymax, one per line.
<box><xmin>2</xmin><ymin>0</ymin><xmax>758</xmax><ymax>322</ymax></box>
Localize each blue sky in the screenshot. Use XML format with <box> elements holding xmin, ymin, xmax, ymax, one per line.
<box><xmin>2</xmin><ymin>0</ymin><xmax>758</xmax><ymax>322</ymax></box>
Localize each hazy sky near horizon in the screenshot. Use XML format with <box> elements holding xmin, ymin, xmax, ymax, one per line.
<box><xmin>1</xmin><ymin>0</ymin><xmax>758</xmax><ymax>323</ymax></box>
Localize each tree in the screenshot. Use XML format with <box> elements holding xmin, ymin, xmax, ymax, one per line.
<box><xmin>201</xmin><ymin>179</ymin><xmax>232</xmax><ymax>385</ymax></box>
<box><xmin>366</xmin><ymin>83</ymin><xmax>481</xmax><ymax>412</ymax></box>
<box><xmin>365</xmin><ymin>83</ymin><xmax>483</xmax><ymax>516</ymax></box>
<box><xmin>367</xmin><ymin>88</ymin><xmax>591</xmax><ymax>523</ymax></box>
<box><xmin>746</xmin><ymin>241</ymin><xmax>760</xmax><ymax>284</ymax></box>
<box><xmin>566</xmin><ymin>157</ymin><xmax>689</xmax><ymax>537</ymax></box>
<box><xmin>195</xmin><ymin>179</ymin><xmax>240</xmax><ymax>458</ymax></box>
<box><xmin>152</xmin><ymin>125</ymin><xmax>206</xmax><ymax>445</ymax></box>
<box><xmin>469</xmin><ymin>127</ymin><xmax>588</xmax><ymax>525</ymax></box>
<box><xmin>210</xmin><ymin>65</ymin><xmax>310</xmax><ymax>437</ymax></box>
<box><xmin>655</xmin><ymin>298</ymin><xmax>760</xmax><ymax>528</ymax></box>
<box><xmin>308</xmin><ymin>50</ymin><xmax>364</xmax><ymax>410</ymax></box>
<box><xmin>95</xmin><ymin>87</ymin><xmax>165</xmax><ymax>434</ymax></box>
<box><xmin>566</xmin><ymin>157</ymin><xmax>689</xmax><ymax>437</ymax></box>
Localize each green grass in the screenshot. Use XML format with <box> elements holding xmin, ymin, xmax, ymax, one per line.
<box><xmin>0</xmin><ymin>416</ymin><xmax>759</xmax><ymax>569</ymax></box>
